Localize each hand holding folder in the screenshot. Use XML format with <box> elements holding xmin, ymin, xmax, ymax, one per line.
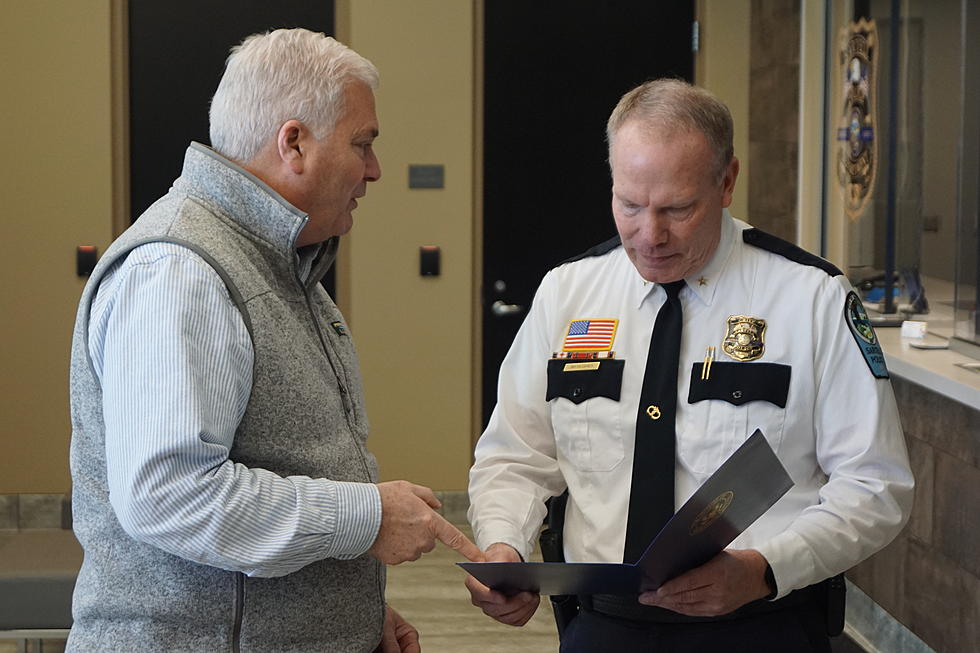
<box><xmin>459</xmin><ymin>429</ymin><xmax>792</xmax><ymax>596</ymax></box>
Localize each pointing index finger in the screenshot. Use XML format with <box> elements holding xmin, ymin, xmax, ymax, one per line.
<box><xmin>432</xmin><ymin>513</ymin><xmax>484</xmax><ymax>562</ymax></box>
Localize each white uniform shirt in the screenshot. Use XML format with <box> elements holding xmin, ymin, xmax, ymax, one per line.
<box><xmin>468</xmin><ymin>212</ymin><xmax>914</xmax><ymax>598</ymax></box>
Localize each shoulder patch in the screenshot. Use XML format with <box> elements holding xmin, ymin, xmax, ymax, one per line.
<box><xmin>556</xmin><ymin>234</ymin><xmax>622</xmax><ymax>267</ymax></box>
<box><xmin>742</xmin><ymin>228</ymin><xmax>842</xmax><ymax>277</ymax></box>
<box><xmin>844</xmin><ymin>291</ymin><xmax>889</xmax><ymax>379</ymax></box>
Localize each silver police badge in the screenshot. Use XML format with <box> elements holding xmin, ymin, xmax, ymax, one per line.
<box><xmin>722</xmin><ymin>315</ymin><xmax>767</xmax><ymax>361</ymax></box>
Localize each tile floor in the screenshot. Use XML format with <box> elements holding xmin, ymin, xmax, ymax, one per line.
<box><xmin>0</xmin><ymin>640</ymin><xmax>63</xmax><ymax>653</ymax></box>
<box><xmin>0</xmin><ymin>521</ymin><xmax>866</xmax><ymax>652</ymax></box>
<box><xmin>0</xmin><ymin>523</ymin><xmax>557</xmax><ymax>653</ymax></box>
<box><xmin>385</xmin><ymin>523</ymin><xmax>559</xmax><ymax>652</ymax></box>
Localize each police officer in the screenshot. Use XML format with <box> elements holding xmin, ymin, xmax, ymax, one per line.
<box><xmin>464</xmin><ymin>79</ymin><xmax>913</xmax><ymax>652</ymax></box>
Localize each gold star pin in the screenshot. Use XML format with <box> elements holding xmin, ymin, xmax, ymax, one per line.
<box><xmin>698</xmin><ymin>277</ymin><xmax>708</xmax><ymax>287</ymax></box>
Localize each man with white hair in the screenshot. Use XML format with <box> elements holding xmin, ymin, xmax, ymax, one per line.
<box><xmin>465</xmin><ymin>79</ymin><xmax>913</xmax><ymax>651</ymax></box>
<box><xmin>68</xmin><ymin>28</ymin><xmax>479</xmax><ymax>652</ymax></box>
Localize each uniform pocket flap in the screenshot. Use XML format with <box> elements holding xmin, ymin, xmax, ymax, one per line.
<box><xmin>687</xmin><ymin>362</ymin><xmax>791</xmax><ymax>408</ymax></box>
<box><xmin>546</xmin><ymin>359</ymin><xmax>625</xmax><ymax>404</ymax></box>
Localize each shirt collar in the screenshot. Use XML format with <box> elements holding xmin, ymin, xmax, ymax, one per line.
<box><xmin>632</xmin><ymin>209</ymin><xmax>739</xmax><ymax>309</ymax></box>
<box><xmin>299</xmin><ymin>238</ymin><xmax>339</xmax><ymax>289</ymax></box>
<box><xmin>683</xmin><ymin>209</ymin><xmax>738</xmax><ymax>306</ymax></box>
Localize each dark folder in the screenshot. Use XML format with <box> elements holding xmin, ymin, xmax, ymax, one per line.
<box><xmin>458</xmin><ymin>429</ymin><xmax>792</xmax><ymax>596</ymax></box>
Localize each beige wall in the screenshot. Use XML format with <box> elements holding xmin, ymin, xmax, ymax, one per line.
<box><xmin>823</xmin><ymin>0</ymin><xmax>850</xmax><ymax>270</ymax></box>
<box><xmin>343</xmin><ymin>1</ymin><xmax>477</xmax><ymax>489</ymax></box>
<box><xmin>1</xmin><ymin>1</ymin><xmax>788</xmax><ymax>494</ymax></box>
<box><xmin>697</xmin><ymin>0</ymin><xmax>830</xmax><ymax>259</ymax></box>
<box><xmin>798</xmin><ymin>0</ymin><xmax>828</xmax><ymax>255</ymax></box>
<box><xmin>695</xmin><ymin>0</ymin><xmax>751</xmax><ymax>222</ymax></box>
<box><xmin>0</xmin><ymin>2</ymin><xmax>115</xmax><ymax>493</ymax></box>
<box><xmin>919</xmin><ymin>0</ymin><xmax>959</xmax><ymax>282</ymax></box>
<box><xmin>0</xmin><ymin>1</ymin><xmax>477</xmax><ymax>494</ymax></box>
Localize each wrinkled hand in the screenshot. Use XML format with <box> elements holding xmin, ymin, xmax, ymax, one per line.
<box><xmin>368</xmin><ymin>481</ymin><xmax>484</xmax><ymax>565</ymax></box>
<box><xmin>638</xmin><ymin>549</ymin><xmax>771</xmax><ymax>616</ymax></box>
<box><xmin>465</xmin><ymin>542</ymin><xmax>540</xmax><ymax>626</ymax></box>
<box><xmin>374</xmin><ymin>606</ymin><xmax>419</xmax><ymax>653</ymax></box>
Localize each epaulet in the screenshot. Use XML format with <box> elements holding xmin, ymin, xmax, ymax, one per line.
<box><xmin>556</xmin><ymin>234</ymin><xmax>622</xmax><ymax>267</ymax></box>
<box><xmin>742</xmin><ymin>228</ymin><xmax>842</xmax><ymax>277</ymax></box>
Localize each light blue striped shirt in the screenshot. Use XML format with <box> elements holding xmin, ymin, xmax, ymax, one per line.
<box><xmin>88</xmin><ymin>241</ymin><xmax>382</xmax><ymax>578</ymax></box>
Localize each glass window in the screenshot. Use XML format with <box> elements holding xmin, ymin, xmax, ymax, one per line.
<box><xmin>953</xmin><ymin>0</ymin><xmax>979</xmax><ymax>351</ymax></box>
<box><xmin>823</xmin><ymin>0</ymin><xmax>977</xmax><ymax>354</ymax></box>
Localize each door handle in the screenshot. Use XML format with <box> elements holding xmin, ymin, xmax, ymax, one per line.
<box><xmin>491</xmin><ymin>300</ymin><xmax>524</xmax><ymax>316</ymax></box>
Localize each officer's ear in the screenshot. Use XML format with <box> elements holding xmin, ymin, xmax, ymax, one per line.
<box><xmin>721</xmin><ymin>156</ymin><xmax>739</xmax><ymax>208</ymax></box>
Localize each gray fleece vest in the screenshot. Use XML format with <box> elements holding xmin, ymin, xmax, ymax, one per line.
<box><xmin>68</xmin><ymin>143</ymin><xmax>384</xmax><ymax>652</ymax></box>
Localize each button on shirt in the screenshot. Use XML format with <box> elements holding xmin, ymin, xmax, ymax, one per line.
<box><xmin>468</xmin><ymin>212</ymin><xmax>914</xmax><ymax>598</ymax></box>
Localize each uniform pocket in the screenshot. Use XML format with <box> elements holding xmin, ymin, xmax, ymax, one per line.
<box><xmin>679</xmin><ymin>362</ymin><xmax>790</xmax><ymax>475</ymax></box>
<box><xmin>687</xmin><ymin>362</ymin><xmax>791</xmax><ymax>407</ymax></box>
<box><xmin>547</xmin><ymin>359</ymin><xmax>625</xmax><ymax>472</ymax></box>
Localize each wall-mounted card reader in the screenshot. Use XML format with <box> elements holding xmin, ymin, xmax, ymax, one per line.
<box><xmin>77</xmin><ymin>245</ymin><xmax>98</xmax><ymax>277</ymax></box>
<box><xmin>420</xmin><ymin>245</ymin><xmax>440</xmax><ymax>277</ymax></box>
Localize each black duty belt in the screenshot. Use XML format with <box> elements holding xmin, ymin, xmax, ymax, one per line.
<box><xmin>580</xmin><ymin>581</ymin><xmax>823</xmax><ymax>624</ymax></box>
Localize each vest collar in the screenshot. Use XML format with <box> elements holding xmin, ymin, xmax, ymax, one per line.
<box><xmin>175</xmin><ymin>143</ymin><xmax>337</xmax><ymax>287</ymax></box>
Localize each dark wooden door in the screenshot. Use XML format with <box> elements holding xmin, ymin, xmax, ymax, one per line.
<box><xmin>128</xmin><ymin>1</ymin><xmax>335</xmax><ymax>294</ymax></box>
<box><xmin>482</xmin><ymin>1</ymin><xmax>696</xmax><ymax>428</ymax></box>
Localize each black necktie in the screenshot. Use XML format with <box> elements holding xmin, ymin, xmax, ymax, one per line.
<box><xmin>624</xmin><ymin>280</ymin><xmax>685</xmax><ymax>563</ymax></box>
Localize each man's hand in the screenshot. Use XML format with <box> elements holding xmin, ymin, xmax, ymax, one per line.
<box><xmin>368</xmin><ymin>481</ymin><xmax>484</xmax><ymax>564</ymax></box>
<box><xmin>465</xmin><ymin>542</ymin><xmax>541</xmax><ymax>626</ymax></box>
<box><xmin>374</xmin><ymin>606</ymin><xmax>419</xmax><ymax>653</ymax></box>
<box><xmin>638</xmin><ymin>549</ymin><xmax>771</xmax><ymax>616</ymax></box>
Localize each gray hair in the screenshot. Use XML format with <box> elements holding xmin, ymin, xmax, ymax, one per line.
<box><xmin>607</xmin><ymin>78</ymin><xmax>733</xmax><ymax>181</ymax></box>
<box><xmin>209</xmin><ymin>28</ymin><xmax>379</xmax><ymax>163</ymax></box>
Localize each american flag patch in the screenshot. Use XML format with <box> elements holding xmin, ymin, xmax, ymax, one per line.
<box><xmin>562</xmin><ymin>319</ymin><xmax>618</xmax><ymax>352</ymax></box>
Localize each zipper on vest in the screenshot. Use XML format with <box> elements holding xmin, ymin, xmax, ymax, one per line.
<box><xmin>232</xmin><ymin>572</ymin><xmax>244</xmax><ymax>652</ymax></box>
<box><xmin>301</xmin><ymin>288</ymin><xmax>374</xmax><ymax>480</ymax></box>
<box><xmin>302</xmin><ymin>292</ymin><xmax>355</xmax><ymax>419</ymax></box>
<box><xmin>303</xmin><ymin>287</ymin><xmax>371</xmax><ymax>479</ymax></box>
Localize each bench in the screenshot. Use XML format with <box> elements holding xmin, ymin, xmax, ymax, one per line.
<box><xmin>0</xmin><ymin>529</ymin><xmax>82</xmax><ymax>653</ymax></box>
